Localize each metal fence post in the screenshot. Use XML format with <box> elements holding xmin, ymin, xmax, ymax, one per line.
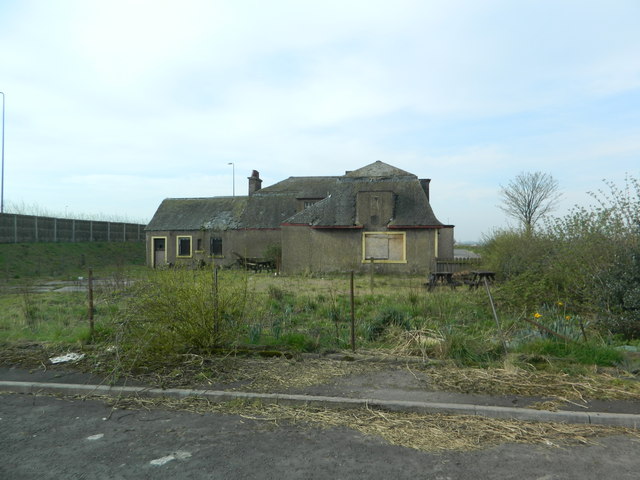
<box><xmin>350</xmin><ymin>271</ymin><xmax>356</xmax><ymax>352</ymax></box>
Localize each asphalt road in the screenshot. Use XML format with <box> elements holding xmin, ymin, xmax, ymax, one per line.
<box><xmin>2</xmin><ymin>393</ymin><xmax>640</xmax><ymax>480</ymax></box>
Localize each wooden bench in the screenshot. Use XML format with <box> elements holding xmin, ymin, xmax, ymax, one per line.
<box><xmin>232</xmin><ymin>252</ymin><xmax>275</xmax><ymax>272</ymax></box>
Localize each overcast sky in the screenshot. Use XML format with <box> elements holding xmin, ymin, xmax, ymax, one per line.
<box><xmin>1</xmin><ymin>0</ymin><xmax>639</xmax><ymax>241</ymax></box>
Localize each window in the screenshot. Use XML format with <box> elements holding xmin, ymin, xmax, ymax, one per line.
<box><xmin>299</xmin><ymin>198</ymin><xmax>323</xmax><ymax>211</ymax></box>
<box><xmin>362</xmin><ymin>232</ymin><xmax>406</xmax><ymax>263</ymax></box>
<box><xmin>177</xmin><ymin>236</ymin><xmax>192</xmax><ymax>257</ymax></box>
<box><xmin>210</xmin><ymin>237</ymin><xmax>223</xmax><ymax>256</ymax></box>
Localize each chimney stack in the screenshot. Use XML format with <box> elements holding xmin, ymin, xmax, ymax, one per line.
<box><xmin>248</xmin><ymin>170</ymin><xmax>262</xmax><ymax>195</ymax></box>
<box><xmin>419</xmin><ymin>178</ymin><xmax>431</xmax><ymax>201</ymax></box>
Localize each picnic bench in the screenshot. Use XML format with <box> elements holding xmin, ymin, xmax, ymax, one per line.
<box><xmin>427</xmin><ymin>271</ymin><xmax>456</xmax><ymax>290</ymax></box>
<box><xmin>469</xmin><ymin>270</ymin><xmax>496</xmax><ymax>289</ymax></box>
<box><xmin>232</xmin><ymin>252</ymin><xmax>276</xmax><ymax>272</ymax></box>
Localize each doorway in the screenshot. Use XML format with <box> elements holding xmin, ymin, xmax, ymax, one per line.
<box><xmin>153</xmin><ymin>237</ymin><xmax>167</xmax><ymax>267</ymax></box>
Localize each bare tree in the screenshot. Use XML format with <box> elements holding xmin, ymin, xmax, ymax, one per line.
<box><xmin>499</xmin><ymin>171</ymin><xmax>561</xmax><ymax>232</ymax></box>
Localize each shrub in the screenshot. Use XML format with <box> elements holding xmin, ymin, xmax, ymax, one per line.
<box><xmin>596</xmin><ymin>245</ymin><xmax>640</xmax><ymax>339</ymax></box>
<box><xmin>481</xmin><ymin>229</ymin><xmax>555</xmax><ymax>281</ymax></box>
<box><xmin>115</xmin><ymin>268</ymin><xmax>250</xmax><ymax>367</ymax></box>
<box><xmin>483</xmin><ymin>175</ymin><xmax>640</xmax><ymax>325</ymax></box>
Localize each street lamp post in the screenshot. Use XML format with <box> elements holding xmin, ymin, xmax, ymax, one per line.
<box><xmin>1</xmin><ymin>91</ymin><xmax>5</xmax><ymax>213</ymax></box>
<box><xmin>227</xmin><ymin>162</ymin><xmax>235</xmax><ymax>197</ymax></box>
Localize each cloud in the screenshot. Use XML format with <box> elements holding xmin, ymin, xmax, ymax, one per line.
<box><xmin>1</xmin><ymin>0</ymin><xmax>639</xmax><ymax>240</ymax></box>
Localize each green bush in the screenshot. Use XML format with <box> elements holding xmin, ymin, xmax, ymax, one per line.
<box><xmin>116</xmin><ymin>268</ymin><xmax>250</xmax><ymax>367</ymax></box>
<box><xmin>482</xmin><ymin>229</ymin><xmax>555</xmax><ymax>280</ymax></box>
<box><xmin>597</xmin><ymin>245</ymin><xmax>640</xmax><ymax>338</ymax></box>
<box><xmin>484</xmin><ymin>175</ymin><xmax>640</xmax><ymax>333</ymax></box>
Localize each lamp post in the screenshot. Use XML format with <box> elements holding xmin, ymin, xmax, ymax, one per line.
<box><xmin>227</xmin><ymin>162</ymin><xmax>235</xmax><ymax>197</ymax></box>
<box><xmin>0</xmin><ymin>91</ymin><xmax>4</xmax><ymax>213</ymax></box>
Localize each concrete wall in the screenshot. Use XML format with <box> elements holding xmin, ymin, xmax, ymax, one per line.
<box><xmin>148</xmin><ymin>225</ymin><xmax>452</xmax><ymax>274</ymax></box>
<box><xmin>0</xmin><ymin>213</ymin><xmax>145</xmax><ymax>243</ymax></box>
<box><xmin>281</xmin><ymin>225</ymin><xmax>439</xmax><ymax>275</ymax></box>
<box><xmin>281</xmin><ymin>227</ymin><xmax>362</xmax><ymax>274</ymax></box>
<box><xmin>437</xmin><ymin>227</ymin><xmax>455</xmax><ymax>258</ymax></box>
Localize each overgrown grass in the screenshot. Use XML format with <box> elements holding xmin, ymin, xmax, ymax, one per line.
<box><xmin>0</xmin><ymin>290</ymin><xmax>120</xmax><ymax>343</ymax></box>
<box><xmin>1</xmin><ymin>265</ymin><xmax>637</xmax><ymax>376</ymax></box>
<box><xmin>0</xmin><ymin>241</ymin><xmax>146</xmax><ymax>281</ymax></box>
<box><xmin>518</xmin><ymin>339</ymin><xmax>624</xmax><ymax>367</ymax></box>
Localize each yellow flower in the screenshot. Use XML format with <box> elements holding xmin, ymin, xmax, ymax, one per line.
<box><xmin>565</xmin><ymin>315</ymin><xmax>571</xmax><ymax>320</ymax></box>
<box><xmin>534</xmin><ymin>312</ymin><xmax>542</xmax><ymax>319</ymax></box>
<box><xmin>557</xmin><ymin>301</ymin><xmax>564</xmax><ymax>306</ymax></box>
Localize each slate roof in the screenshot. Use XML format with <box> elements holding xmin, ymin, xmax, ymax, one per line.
<box><xmin>146</xmin><ymin>197</ymin><xmax>247</xmax><ymax>231</ymax></box>
<box><xmin>256</xmin><ymin>176</ymin><xmax>338</xmax><ymax>197</ymax></box>
<box><xmin>146</xmin><ymin>161</ymin><xmax>447</xmax><ymax>232</ymax></box>
<box><xmin>345</xmin><ymin>161</ymin><xmax>414</xmax><ymax>178</ymax></box>
<box><xmin>284</xmin><ymin>174</ymin><xmax>444</xmax><ymax>228</ymax></box>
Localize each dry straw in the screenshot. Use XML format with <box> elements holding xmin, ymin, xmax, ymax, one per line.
<box><xmin>104</xmin><ymin>395</ymin><xmax>640</xmax><ymax>453</ymax></box>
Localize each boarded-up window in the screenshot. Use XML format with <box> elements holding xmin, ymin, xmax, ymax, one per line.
<box><xmin>210</xmin><ymin>237</ymin><xmax>223</xmax><ymax>256</ymax></box>
<box><xmin>362</xmin><ymin>232</ymin><xmax>405</xmax><ymax>263</ymax></box>
<box><xmin>177</xmin><ymin>236</ymin><xmax>192</xmax><ymax>257</ymax></box>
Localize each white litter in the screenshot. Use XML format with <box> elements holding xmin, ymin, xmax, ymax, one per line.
<box><xmin>49</xmin><ymin>353</ymin><xmax>86</xmax><ymax>364</ymax></box>
<box><xmin>150</xmin><ymin>451</ymin><xmax>192</xmax><ymax>466</ymax></box>
<box><xmin>86</xmin><ymin>434</ymin><xmax>104</xmax><ymax>441</ymax></box>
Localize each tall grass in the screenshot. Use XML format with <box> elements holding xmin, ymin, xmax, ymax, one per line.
<box><xmin>0</xmin><ymin>241</ymin><xmax>146</xmax><ymax>281</ymax></box>
<box><xmin>1</xmin><ymin>265</ymin><xmax>634</xmax><ymax>373</ymax></box>
<box><xmin>0</xmin><ymin>291</ymin><xmax>106</xmax><ymax>343</ymax></box>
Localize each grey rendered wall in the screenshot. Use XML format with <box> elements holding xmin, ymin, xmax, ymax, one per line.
<box><xmin>146</xmin><ymin>229</ymin><xmax>281</xmax><ymax>268</ymax></box>
<box><xmin>437</xmin><ymin>227</ymin><xmax>455</xmax><ymax>258</ymax></box>
<box><xmin>281</xmin><ymin>226</ymin><xmax>437</xmax><ymax>275</ymax></box>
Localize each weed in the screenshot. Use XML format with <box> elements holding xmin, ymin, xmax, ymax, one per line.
<box><xmin>439</xmin><ymin>327</ymin><xmax>505</xmax><ymax>366</ymax></box>
<box><xmin>20</xmin><ymin>283</ymin><xmax>40</xmax><ymax>328</ymax></box>
<box><xmin>267</xmin><ymin>285</ymin><xmax>286</xmax><ymax>302</ymax></box>
<box><xmin>366</xmin><ymin>307</ymin><xmax>411</xmax><ymax>340</ymax></box>
<box><xmin>248</xmin><ymin>323</ymin><xmax>263</xmax><ymax>344</ymax></box>
<box><xmin>518</xmin><ymin>339</ymin><xmax>623</xmax><ymax>367</ymax></box>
